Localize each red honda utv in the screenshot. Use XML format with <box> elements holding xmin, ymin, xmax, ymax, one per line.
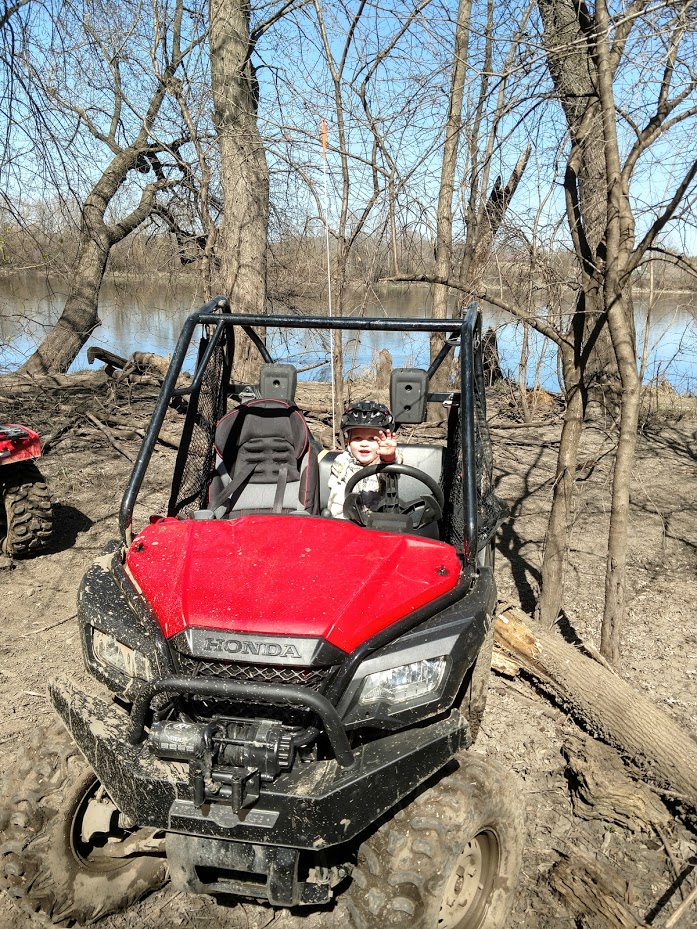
<box><xmin>0</xmin><ymin>423</ymin><xmax>53</xmax><ymax>556</ymax></box>
<box><xmin>0</xmin><ymin>299</ymin><xmax>522</xmax><ymax>928</ymax></box>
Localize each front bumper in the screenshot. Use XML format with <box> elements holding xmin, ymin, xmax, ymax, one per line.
<box><xmin>50</xmin><ymin>675</ymin><xmax>469</xmax><ymax>850</ymax></box>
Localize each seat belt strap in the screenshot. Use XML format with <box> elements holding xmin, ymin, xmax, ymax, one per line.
<box><xmin>273</xmin><ymin>464</ymin><xmax>289</xmax><ymax>514</ymax></box>
<box><xmin>210</xmin><ymin>462</ymin><xmax>257</xmax><ymax>515</ymax></box>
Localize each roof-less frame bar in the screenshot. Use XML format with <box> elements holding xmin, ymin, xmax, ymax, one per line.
<box><xmin>119</xmin><ymin>295</ymin><xmax>482</xmax><ymax>569</ymax></box>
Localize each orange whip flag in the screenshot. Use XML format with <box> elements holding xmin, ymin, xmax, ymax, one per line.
<box><xmin>321</xmin><ymin>117</ymin><xmax>327</xmax><ymax>160</ymax></box>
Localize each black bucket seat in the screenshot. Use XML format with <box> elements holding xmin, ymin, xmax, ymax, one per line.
<box><xmin>207</xmin><ymin>399</ymin><xmax>319</xmax><ymax>518</ymax></box>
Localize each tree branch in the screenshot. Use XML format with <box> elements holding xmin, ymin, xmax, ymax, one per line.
<box><xmin>626</xmin><ymin>157</ymin><xmax>697</xmax><ymax>277</ymax></box>
<box><xmin>0</xmin><ymin>0</ymin><xmax>30</xmax><ymax>30</ymax></box>
<box><xmin>384</xmin><ymin>273</ymin><xmax>567</xmax><ymax>348</ymax></box>
<box><xmin>106</xmin><ymin>178</ymin><xmax>175</xmax><ymax>243</ymax></box>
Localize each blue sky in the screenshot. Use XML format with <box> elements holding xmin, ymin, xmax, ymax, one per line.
<box><xmin>1</xmin><ymin>0</ymin><xmax>695</xmax><ymax>260</ymax></box>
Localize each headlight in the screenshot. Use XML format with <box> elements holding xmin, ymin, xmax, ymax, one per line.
<box><xmin>358</xmin><ymin>657</ymin><xmax>448</xmax><ymax>707</ymax></box>
<box><xmin>92</xmin><ymin>629</ymin><xmax>153</xmax><ymax>681</ymax></box>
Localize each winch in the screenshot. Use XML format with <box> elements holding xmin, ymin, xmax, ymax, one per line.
<box><xmin>149</xmin><ymin>718</ymin><xmax>296</xmax><ymax>812</ymax></box>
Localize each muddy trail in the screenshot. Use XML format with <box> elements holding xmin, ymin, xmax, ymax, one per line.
<box><xmin>0</xmin><ymin>374</ymin><xmax>695</xmax><ymax>929</ymax></box>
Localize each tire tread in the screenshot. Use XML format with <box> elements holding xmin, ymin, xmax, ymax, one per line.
<box><xmin>1</xmin><ymin>461</ymin><xmax>54</xmax><ymax>556</ymax></box>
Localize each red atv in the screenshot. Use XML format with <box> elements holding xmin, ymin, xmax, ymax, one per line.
<box><xmin>0</xmin><ymin>424</ymin><xmax>53</xmax><ymax>557</ymax></box>
<box><xmin>1</xmin><ymin>300</ymin><xmax>522</xmax><ymax>928</ymax></box>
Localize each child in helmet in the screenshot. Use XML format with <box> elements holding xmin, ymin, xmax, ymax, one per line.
<box><xmin>326</xmin><ymin>401</ymin><xmax>402</xmax><ymax>519</ymax></box>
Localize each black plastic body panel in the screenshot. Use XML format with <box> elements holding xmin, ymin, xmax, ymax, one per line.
<box><xmin>77</xmin><ymin>544</ymin><xmax>176</xmax><ymax>699</ymax></box>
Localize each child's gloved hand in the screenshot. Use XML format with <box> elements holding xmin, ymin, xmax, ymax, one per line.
<box><xmin>378</xmin><ymin>430</ymin><xmax>397</xmax><ymax>463</ymax></box>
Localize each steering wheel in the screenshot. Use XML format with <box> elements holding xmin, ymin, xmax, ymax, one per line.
<box><xmin>343</xmin><ymin>463</ymin><xmax>445</xmax><ymax>530</ymax></box>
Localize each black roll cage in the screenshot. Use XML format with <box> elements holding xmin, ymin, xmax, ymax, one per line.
<box><xmin>119</xmin><ymin>296</ymin><xmax>484</xmax><ymax>570</ymax></box>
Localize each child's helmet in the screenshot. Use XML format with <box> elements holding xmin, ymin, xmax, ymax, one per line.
<box><xmin>341</xmin><ymin>400</ymin><xmax>395</xmax><ymax>433</ymax></box>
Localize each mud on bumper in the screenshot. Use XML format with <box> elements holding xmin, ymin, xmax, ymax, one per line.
<box><xmin>50</xmin><ymin>675</ymin><xmax>469</xmax><ymax>903</ymax></box>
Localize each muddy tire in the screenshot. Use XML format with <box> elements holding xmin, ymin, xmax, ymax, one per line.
<box><xmin>345</xmin><ymin>755</ymin><xmax>524</xmax><ymax>929</ymax></box>
<box><xmin>0</xmin><ymin>723</ymin><xmax>167</xmax><ymax>924</ymax></box>
<box><xmin>1</xmin><ymin>461</ymin><xmax>53</xmax><ymax>557</ymax></box>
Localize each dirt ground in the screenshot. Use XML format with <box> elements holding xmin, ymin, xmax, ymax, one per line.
<box><xmin>0</xmin><ymin>377</ymin><xmax>695</xmax><ymax>928</ymax></box>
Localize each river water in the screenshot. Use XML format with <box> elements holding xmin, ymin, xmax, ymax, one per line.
<box><xmin>0</xmin><ymin>273</ymin><xmax>695</xmax><ymax>393</ymax></box>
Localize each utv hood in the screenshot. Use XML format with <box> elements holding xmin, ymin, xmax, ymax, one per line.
<box><xmin>126</xmin><ymin>515</ymin><xmax>461</xmax><ymax>653</ymax></box>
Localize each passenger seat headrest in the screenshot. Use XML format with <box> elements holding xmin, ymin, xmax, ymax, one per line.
<box><xmin>391</xmin><ymin>368</ymin><xmax>429</xmax><ymax>424</ymax></box>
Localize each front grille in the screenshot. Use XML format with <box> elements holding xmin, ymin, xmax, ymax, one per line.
<box><xmin>176</xmin><ymin>654</ymin><xmax>332</xmax><ymax>691</ymax></box>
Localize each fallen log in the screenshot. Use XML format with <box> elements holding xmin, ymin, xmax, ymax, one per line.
<box><xmin>494</xmin><ymin>605</ymin><xmax>697</xmax><ymax>812</ymax></box>
<box><xmin>87</xmin><ymin>347</ymin><xmax>170</xmax><ymax>377</ymax></box>
<box><xmin>0</xmin><ymin>370</ymin><xmax>108</xmax><ymax>397</ymax></box>
<box><xmin>549</xmin><ymin>847</ymin><xmax>648</xmax><ymax>929</ymax></box>
<box><xmin>130</xmin><ymin>351</ymin><xmax>173</xmax><ymax>379</ymax></box>
<box><xmin>562</xmin><ymin>732</ymin><xmax>670</xmax><ymax>830</ymax></box>
<box><xmin>86</xmin><ymin>346</ymin><xmax>129</xmax><ymax>369</ymax></box>
<box><xmin>87</xmin><ymin>347</ymin><xmax>192</xmax><ymax>389</ymax></box>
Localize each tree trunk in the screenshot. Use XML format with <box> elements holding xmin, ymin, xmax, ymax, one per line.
<box><xmin>535</xmin><ymin>0</ymin><xmax>638</xmax><ymax>639</ymax></box>
<box><xmin>430</xmin><ymin>0</ymin><xmax>473</xmax><ymax>390</ymax></box>
<box><xmin>537</xmin><ymin>0</ymin><xmax>622</xmax><ymax>404</ymax></box>
<box><xmin>388</xmin><ymin>172</ymin><xmax>399</xmax><ymax>276</ymax></box>
<box><xmin>495</xmin><ymin>606</ymin><xmax>697</xmax><ymax>810</ymax></box>
<box><xmin>594</xmin><ymin>0</ymin><xmax>639</xmax><ymax>665</ymax></box>
<box><xmin>459</xmin><ymin>146</ymin><xmax>531</xmax><ymax>293</ymax></box>
<box><xmin>330</xmin><ymin>271</ymin><xmax>347</xmax><ymax>445</ymax></box>
<box><xmin>18</xmin><ymin>150</ymin><xmax>160</xmax><ymax>376</ymax></box>
<box><xmin>600</xmin><ymin>299</ymin><xmax>640</xmax><ymax>664</ymax></box>
<box><xmin>19</xmin><ymin>235</ymin><xmax>109</xmax><ymax>376</ymax></box>
<box><xmin>537</xmin><ymin>339</ymin><xmax>586</xmax><ymax>626</ymax></box>
<box><xmin>209</xmin><ymin>0</ymin><xmax>269</xmax><ymax>382</ymax></box>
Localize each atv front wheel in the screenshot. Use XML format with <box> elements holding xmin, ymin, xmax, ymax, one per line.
<box><xmin>0</xmin><ymin>723</ymin><xmax>167</xmax><ymax>924</ymax></box>
<box><xmin>345</xmin><ymin>755</ymin><xmax>524</xmax><ymax>929</ymax></box>
<box><xmin>1</xmin><ymin>460</ymin><xmax>53</xmax><ymax>557</ymax></box>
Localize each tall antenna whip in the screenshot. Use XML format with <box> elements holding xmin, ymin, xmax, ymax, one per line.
<box><xmin>321</xmin><ymin>117</ymin><xmax>337</xmax><ymax>441</ymax></box>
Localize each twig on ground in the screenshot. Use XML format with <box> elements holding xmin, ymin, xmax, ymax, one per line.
<box><xmin>653</xmin><ymin>823</ymin><xmax>687</xmax><ymax>902</ymax></box>
<box><xmin>84</xmin><ymin>412</ymin><xmax>135</xmax><ymax>462</ymax></box>
<box><xmin>489</xmin><ymin>420</ymin><xmax>556</xmax><ymax>430</ymax></box>
<box><xmin>664</xmin><ymin>883</ymin><xmax>697</xmax><ymax>929</ymax></box>
<box><xmin>498</xmin><ymin>438</ymin><xmax>561</xmax><ymax>448</ymax></box>
<box><xmin>644</xmin><ymin>784</ymin><xmax>690</xmax><ymax>803</ymax></box>
<box><xmin>21</xmin><ymin>613</ymin><xmax>77</xmax><ymax>637</ymax></box>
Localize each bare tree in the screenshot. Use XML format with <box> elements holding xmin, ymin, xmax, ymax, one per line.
<box><xmin>308</xmin><ymin>0</ymin><xmax>442</xmax><ymax>431</ymax></box>
<box><xmin>430</xmin><ymin>0</ymin><xmax>535</xmax><ymax>395</ymax></box>
<box><xmin>5</xmin><ymin>0</ymin><xmax>207</xmax><ymax>374</ymax></box>
<box><xmin>209</xmin><ymin>0</ymin><xmax>268</xmax><ymax>319</ymax></box>
<box><xmin>535</xmin><ymin>0</ymin><xmax>697</xmax><ymax>662</ymax></box>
